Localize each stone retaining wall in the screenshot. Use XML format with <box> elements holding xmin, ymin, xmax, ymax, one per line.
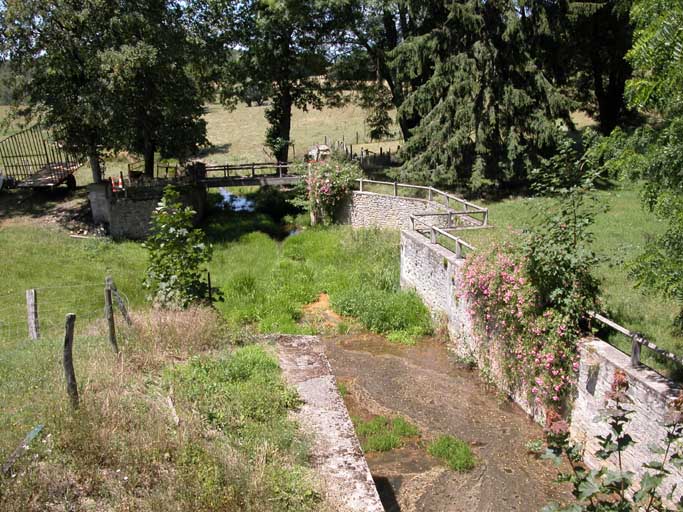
<box><xmin>399</xmin><ymin>229</ymin><xmax>683</xmax><ymax>500</ymax></box>
<box><xmin>87</xmin><ymin>182</ymin><xmax>207</xmax><ymax>240</ymax></box>
<box><xmin>336</xmin><ymin>191</ymin><xmax>449</xmax><ymax>230</ymax></box>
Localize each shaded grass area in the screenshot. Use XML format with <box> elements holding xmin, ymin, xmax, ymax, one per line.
<box><xmin>461</xmin><ymin>183</ymin><xmax>683</xmax><ymax>377</ymax></box>
<box><xmin>353</xmin><ymin>415</ymin><xmax>420</xmax><ymax>453</ymax></box>
<box><xmin>427</xmin><ymin>435</ymin><xmax>476</xmax><ymax>472</ymax></box>
<box><xmin>0</xmin><ymin>308</ymin><xmax>320</xmax><ymax>511</ymax></box>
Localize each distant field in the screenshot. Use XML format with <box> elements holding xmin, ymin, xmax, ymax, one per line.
<box><xmin>0</xmin><ymin>101</ymin><xmax>401</xmax><ymax>186</ymax></box>
<box><xmin>460</xmin><ymin>184</ymin><xmax>683</xmax><ymax>378</ymax></box>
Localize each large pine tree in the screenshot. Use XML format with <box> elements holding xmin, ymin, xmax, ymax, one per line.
<box><xmin>392</xmin><ymin>0</ymin><xmax>571</xmax><ymax>191</ymax></box>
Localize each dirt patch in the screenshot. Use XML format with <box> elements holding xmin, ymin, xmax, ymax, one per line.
<box><xmin>0</xmin><ymin>188</ymin><xmax>103</xmax><ymax>236</ymax></box>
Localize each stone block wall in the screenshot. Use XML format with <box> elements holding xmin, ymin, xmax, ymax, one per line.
<box><xmin>571</xmin><ymin>339</ymin><xmax>683</xmax><ymax>500</ymax></box>
<box><xmin>87</xmin><ymin>182</ymin><xmax>207</xmax><ymax>240</ymax></box>
<box><xmin>400</xmin><ymin>229</ymin><xmax>683</xmax><ymax>499</ymax></box>
<box><xmin>336</xmin><ymin>191</ymin><xmax>449</xmax><ymax>230</ymax></box>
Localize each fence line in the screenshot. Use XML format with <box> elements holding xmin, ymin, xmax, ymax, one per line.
<box><xmin>0</xmin><ymin>279</ymin><xmax>132</xmax><ymax>342</ymax></box>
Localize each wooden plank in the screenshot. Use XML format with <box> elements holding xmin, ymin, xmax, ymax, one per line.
<box><xmin>26</xmin><ymin>289</ymin><xmax>39</xmax><ymax>340</ymax></box>
<box><xmin>63</xmin><ymin>314</ymin><xmax>79</xmax><ymax>409</ymax></box>
<box><xmin>1</xmin><ymin>425</ymin><xmax>44</xmax><ymax>475</ymax></box>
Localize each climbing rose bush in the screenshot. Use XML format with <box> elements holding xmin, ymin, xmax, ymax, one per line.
<box><xmin>460</xmin><ymin>243</ymin><xmax>581</xmax><ymax>407</ymax></box>
<box><xmin>303</xmin><ymin>160</ymin><xmax>362</xmax><ymax>225</ymax></box>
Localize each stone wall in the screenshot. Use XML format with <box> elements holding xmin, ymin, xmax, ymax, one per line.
<box><xmin>400</xmin><ymin>229</ymin><xmax>683</xmax><ymax>499</ymax></box>
<box><xmin>87</xmin><ymin>182</ymin><xmax>207</xmax><ymax>240</ymax></box>
<box><xmin>571</xmin><ymin>338</ymin><xmax>683</xmax><ymax>500</ymax></box>
<box><xmin>336</xmin><ymin>191</ymin><xmax>449</xmax><ymax>230</ymax></box>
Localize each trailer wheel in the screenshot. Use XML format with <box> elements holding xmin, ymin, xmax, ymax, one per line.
<box><xmin>66</xmin><ymin>174</ymin><xmax>77</xmax><ymax>190</ymax></box>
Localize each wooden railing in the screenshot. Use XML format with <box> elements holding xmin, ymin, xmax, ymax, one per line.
<box><xmin>589</xmin><ymin>311</ymin><xmax>683</xmax><ymax>369</ymax></box>
<box><xmin>355</xmin><ymin>177</ymin><xmax>489</xmax><ymax>225</ymax></box>
<box><xmin>410</xmin><ymin>214</ymin><xmax>477</xmax><ymax>259</ymax></box>
<box><xmin>204</xmin><ymin>162</ymin><xmax>297</xmax><ymax>179</ymax></box>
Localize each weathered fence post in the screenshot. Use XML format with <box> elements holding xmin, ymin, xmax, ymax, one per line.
<box><xmin>455</xmin><ymin>240</ymin><xmax>462</xmax><ymax>259</ymax></box>
<box><xmin>251</xmin><ymin>164</ymin><xmax>256</xmax><ymax>178</ymax></box>
<box><xmin>631</xmin><ymin>334</ymin><xmax>642</xmax><ymax>367</ymax></box>
<box><xmin>324</xmin><ymin>135</ymin><xmax>327</xmax><ymax>144</ymax></box>
<box><xmin>63</xmin><ymin>313</ymin><xmax>78</xmax><ymax>409</ymax></box>
<box><xmin>359</xmin><ymin>178</ymin><xmax>364</xmax><ymax>192</ymax></box>
<box><xmin>107</xmin><ymin>277</ymin><xmax>132</xmax><ymax>326</ymax></box>
<box><xmin>207</xmin><ymin>271</ymin><xmax>213</xmax><ymax>303</ymax></box>
<box><xmin>104</xmin><ymin>280</ymin><xmax>118</xmax><ymax>354</ymax></box>
<box><xmin>428</xmin><ymin>188</ymin><xmax>433</xmax><ymax>202</ymax></box>
<box><xmin>393</xmin><ymin>180</ymin><xmax>398</xmax><ymax>196</ymax></box>
<box><xmin>430</xmin><ymin>227</ymin><xmax>437</xmax><ymax>244</ymax></box>
<box><xmin>26</xmin><ymin>288</ymin><xmax>39</xmax><ymax>340</ymax></box>
<box><xmin>356</xmin><ymin>132</ymin><xmax>359</xmax><ymax>144</ymax></box>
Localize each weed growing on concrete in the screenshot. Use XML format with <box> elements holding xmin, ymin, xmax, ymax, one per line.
<box><xmin>427</xmin><ymin>435</ymin><xmax>476</xmax><ymax>472</ymax></box>
<box><xmin>353</xmin><ymin>415</ymin><xmax>420</xmax><ymax>453</ymax></box>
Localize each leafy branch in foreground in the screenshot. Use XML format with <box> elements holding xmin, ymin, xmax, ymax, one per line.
<box><xmin>542</xmin><ymin>370</ymin><xmax>683</xmax><ymax>511</ymax></box>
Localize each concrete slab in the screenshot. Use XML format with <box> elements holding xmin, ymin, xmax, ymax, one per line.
<box><xmin>274</xmin><ymin>335</ymin><xmax>384</xmax><ymax>512</ymax></box>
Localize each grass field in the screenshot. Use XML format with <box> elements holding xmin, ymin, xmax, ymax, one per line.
<box><xmin>460</xmin><ymin>183</ymin><xmax>683</xmax><ymax>377</ymax></box>
<box><xmin>0</xmin><ymin>308</ymin><xmax>322</xmax><ymax>511</ymax></box>
<box><xmin>1</xmin><ymin>102</ymin><xmax>402</xmax><ymax>187</ymax></box>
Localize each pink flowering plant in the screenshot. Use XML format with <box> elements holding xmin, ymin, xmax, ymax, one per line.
<box><xmin>461</xmin><ymin>242</ymin><xmax>582</xmax><ymax>407</ymax></box>
<box><xmin>300</xmin><ymin>160</ymin><xmax>362</xmax><ymax>225</ymax></box>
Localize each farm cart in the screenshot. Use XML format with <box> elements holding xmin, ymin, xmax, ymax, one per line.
<box><xmin>0</xmin><ymin>125</ymin><xmax>85</xmax><ymax>190</ymax></box>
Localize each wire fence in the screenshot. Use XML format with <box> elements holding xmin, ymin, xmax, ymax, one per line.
<box><xmin>0</xmin><ymin>281</ymin><xmax>130</xmax><ymax>342</ymax></box>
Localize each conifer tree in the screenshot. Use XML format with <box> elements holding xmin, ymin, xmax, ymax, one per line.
<box><xmin>393</xmin><ymin>0</ymin><xmax>571</xmax><ymax>191</ymax></box>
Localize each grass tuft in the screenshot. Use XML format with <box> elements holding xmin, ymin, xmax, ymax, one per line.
<box><xmin>353</xmin><ymin>415</ymin><xmax>420</xmax><ymax>453</ymax></box>
<box><xmin>427</xmin><ymin>435</ymin><xmax>476</xmax><ymax>472</ymax></box>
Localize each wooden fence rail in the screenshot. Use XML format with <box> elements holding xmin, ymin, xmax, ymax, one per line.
<box><xmin>589</xmin><ymin>311</ymin><xmax>683</xmax><ymax>369</ymax></box>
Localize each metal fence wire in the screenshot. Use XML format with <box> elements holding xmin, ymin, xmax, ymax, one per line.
<box><xmin>0</xmin><ymin>282</ymin><xmax>128</xmax><ymax>341</ymax></box>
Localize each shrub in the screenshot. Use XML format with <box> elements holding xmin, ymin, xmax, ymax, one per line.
<box><xmin>461</xmin><ymin>244</ymin><xmax>581</xmax><ymax>406</ymax></box>
<box><xmin>543</xmin><ymin>370</ymin><xmax>683</xmax><ymax>511</ymax></box>
<box><xmin>144</xmin><ymin>186</ymin><xmax>220</xmax><ymax>308</ymax></box>
<box><xmin>297</xmin><ymin>160</ymin><xmax>362</xmax><ymax>225</ymax></box>
<box><xmin>427</xmin><ymin>435</ymin><xmax>476</xmax><ymax>472</ymax></box>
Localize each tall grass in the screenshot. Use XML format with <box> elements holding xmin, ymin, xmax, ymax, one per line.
<box><xmin>208</xmin><ymin>224</ymin><xmax>432</xmax><ymax>340</ymax></box>
<box><xmin>0</xmin><ymin>308</ymin><xmax>320</xmax><ymax>511</ymax></box>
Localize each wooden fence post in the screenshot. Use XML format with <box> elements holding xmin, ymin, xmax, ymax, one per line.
<box><xmin>631</xmin><ymin>334</ymin><xmax>642</xmax><ymax>367</ymax></box>
<box><xmin>63</xmin><ymin>313</ymin><xmax>78</xmax><ymax>409</ymax></box>
<box><xmin>104</xmin><ymin>280</ymin><xmax>118</xmax><ymax>354</ymax></box>
<box><xmin>393</xmin><ymin>180</ymin><xmax>398</xmax><ymax>196</ymax></box>
<box><xmin>26</xmin><ymin>289</ymin><xmax>39</xmax><ymax>340</ymax></box>
<box><xmin>207</xmin><ymin>271</ymin><xmax>213</xmax><ymax>303</ymax></box>
<box><xmin>107</xmin><ymin>277</ymin><xmax>132</xmax><ymax>326</ymax></box>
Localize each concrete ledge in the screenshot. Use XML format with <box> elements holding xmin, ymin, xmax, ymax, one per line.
<box><xmin>274</xmin><ymin>335</ymin><xmax>384</xmax><ymax>512</ymax></box>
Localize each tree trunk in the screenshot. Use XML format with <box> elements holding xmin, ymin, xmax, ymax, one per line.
<box><xmin>273</xmin><ymin>88</ymin><xmax>292</xmax><ymax>164</ymax></box>
<box><xmin>143</xmin><ymin>135</ymin><xmax>155</xmax><ymax>178</ymax></box>
<box><xmin>89</xmin><ymin>145</ymin><xmax>102</xmax><ymax>184</ymax></box>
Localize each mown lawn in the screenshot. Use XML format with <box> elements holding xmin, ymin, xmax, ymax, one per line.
<box><xmin>460</xmin><ymin>183</ymin><xmax>683</xmax><ymax>377</ymax></box>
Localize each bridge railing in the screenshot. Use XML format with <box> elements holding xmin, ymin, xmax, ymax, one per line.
<box><xmin>355</xmin><ymin>178</ymin><xmax>488</xmax><ymax>226</ymax></box>
<box><xmin>204</xmin><ymin>162</ymin><xmax>299</xmax><ymax>179</ymax></box>
<box><xmin>410</xmin><ymin>214</ymin><xmax>477</xmax><ymax>259</ymax></box>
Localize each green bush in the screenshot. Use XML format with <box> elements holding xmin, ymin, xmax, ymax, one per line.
<box><xmin>144</xmin><ymin>186</ymin><xmax>220</xmax><ymax>308</ymax></box>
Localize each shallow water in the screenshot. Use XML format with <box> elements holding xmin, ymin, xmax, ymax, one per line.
<box><xmin>217</xmin><ymin>188</ymin><xmax>255</xmax><ymax>212</ymax></box>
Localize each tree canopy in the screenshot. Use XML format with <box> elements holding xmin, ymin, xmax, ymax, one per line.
<box><xmin>1</xmin><ymin>0</ymin><xmax>207</xmax><ymax>179</ymax></box>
